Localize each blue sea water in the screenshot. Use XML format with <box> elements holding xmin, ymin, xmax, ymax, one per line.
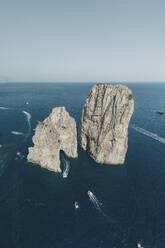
<box><xmin>0</xmin><ymin>82</ymin><xmax>165</xmax><ymax>248</ymax></box>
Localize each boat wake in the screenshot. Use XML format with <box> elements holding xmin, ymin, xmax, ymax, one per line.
<box><xmin>0</xmin><ymin>152</ymin><xmax>9</xmax><ymax>177</ymax></box>
<box><xmin>11</xmin><ymin>131</ymin><xmax>24</xmax><ymax>136</ymax></box>
<box><xmin>88</xmin><ymin>191</ymin><xmax>103</xmax><ymax>212</ymax></box>
<box><xmin>0</xmin><ymin>106</ymin><xmax>9</xmax><ymax>110</ymax></box>
<box><xmin>88</xmin><ymin>191</ymin><xmax>116</xmax><ymax>223</ymax></box>
<box><xmin>131</xmin><ymin>124</ymin><xmax>165</xmax><ymax>144</ymax></box>
<box><xmin>22</xmin><ymin>111</ymin><xmax>31</xmax><ymax>138</ymax></box>
<box><xmin>0</xmin><ymin>160</ymin><xmax>8</xmax><ymax>176</ymax></box>
<box><xmin>24</xmin><ymin>199</ymin><xmax>46</xmax><ymax>207</ymax></box>
<box><xmin>62</xmin><ymin>159</ymin><xmax>70</xmax><ymax>178</ymax></box>
<box><xmin>0</xmin><ymin>108</ymin><xmax>31</xmax><ymax>140</ymax></box>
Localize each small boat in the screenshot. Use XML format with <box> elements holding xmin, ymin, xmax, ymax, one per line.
<box><xmin>137</xmin><ymin>242</ymin><xmax>144</xmax><ymax>248</ymax></box>
<box><xmin>88</xmin><ymin>190</ymin><xmax>93</xmax><ymax>196</ymax></box>
<box><xmin>156</xmin><ymin>110</ymin><xmax>164</xmax><ymax>114</ymax></box>
<box><xmin>62</xmin><ymin>172</ymin><xmax>67</xmax><ymax>178</ymax></box>
<box><xmin>15</xmin><ymin>151</ymin><xmax>25</xmax><ymax>160</ymax></box>
<box><xmin>74</xmin><ymin>201</ymin><xmax>79</xmax><ymax>209</ymax></box>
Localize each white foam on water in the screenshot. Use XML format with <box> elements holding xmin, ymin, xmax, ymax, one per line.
<box><xmin>131</xmin><ymin>124</ymin><xmax>165</xmax><ymax>144</ymax></box>
<box><xmin>0</xmin><ymin>106</ymin><xmax>9</xmax><ymax>110</ymax></box>
<box><xmin>22</xmin><ymin>111</ymin><xmax>32</xmax><ymax>138</ymax></box>
<box><xmin>11</xmin><ymin>131</ymin><xmax>24</xmax><ymax>136</ymax></box>
<box><xmin>62</xmin><ymin>159</ymin><xmax>70</xmax><ymax>178</ymax></box>
<box><xmin>88</xmin><ymin>192</ymin><xmax>103</xmax><ymax>212</ymax></box>
<box><xmin>88</xmin><ymin>191</ymin><xmax>118</xmax><ymax>223</ymax></box>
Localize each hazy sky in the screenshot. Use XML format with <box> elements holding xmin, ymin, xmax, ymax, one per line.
<box><xmin>0</xmin><ymin>0</ymin><xmax>165</xmax><ymax>82</ymax></box>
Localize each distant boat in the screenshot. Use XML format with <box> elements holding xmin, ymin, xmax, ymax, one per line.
<box><xmin>137</xmin><ymin>242</ymin><xmax>144</xmax><ymax>248</ymax></box>
<box><xmin>156</xmin><ymin>110</ymin><xmax>164</xmax><ymax>114</ymax></box>
<box><xmin>88</xmin><ymin>190</ymin><xmax>93</xmax><ymax>196</ymax></box>
<box><xmin>74</xmin><ymin>201</ymin><xmax>79</xmax><ymax>209</ymax></box>
<box><xmin>62</xmin><ymin>172</ymin><xmax>67</xmax><ymax>178</ymax></box>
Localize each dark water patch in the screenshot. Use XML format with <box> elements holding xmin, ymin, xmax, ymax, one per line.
<box><xmin>0</xmin><ymin>83</ymin><xmax>165</xmax><ymax>247</ymax></box>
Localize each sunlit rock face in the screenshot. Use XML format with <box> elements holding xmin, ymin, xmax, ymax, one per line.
<box><xmin>78</xmin><ymin>84</ymin><xmax>134</xmax><ymax>165</ymax></box>
<box><xmin>28</xmin><ymin>107</ymin><xmax>78</xmax><ymax>172</ymax></box>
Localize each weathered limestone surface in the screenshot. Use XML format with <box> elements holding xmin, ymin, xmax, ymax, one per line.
<box><xmin>28</xmin><ymin>107</ymin><xmax>78</xmax><ymax>172</ymax></box>
<box><xmin>78</xmin><ymin>84</ymin><xmax>134</xmax><ymax>164</ymax></box>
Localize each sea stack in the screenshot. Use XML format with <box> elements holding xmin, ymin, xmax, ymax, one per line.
<box><xmin>78</xmin><ymin>84</ymin><xmax>134</xmax><ymax>165</ymax></box>
<box><xmin>27</xmin><ymin>107</ymin><xmax>78</xmax><ymax>172</ymax></box>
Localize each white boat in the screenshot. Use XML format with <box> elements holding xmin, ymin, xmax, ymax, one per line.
<box><xmin>156</xmin><ymin>110</ymin><xmax>164</xmax><ymax>114</ymax></box>
<box><xmin>74</xmin><ymin>201</ymin><xmax>79</xmax><ymax>209</ymax></box>
<box><xmin>88</xmin><ymin>190</ymin><xmax>93</xmax><ymax>196</ymax></box>
<box><xmin>62</xmin><ymin>172</ymin><xmax>68</xmax><ymax>178</ymax></box>
<box><xmin>137</xmin><ymin>242</ymin><xmax>144</xmax><ymax>248</ymax></box>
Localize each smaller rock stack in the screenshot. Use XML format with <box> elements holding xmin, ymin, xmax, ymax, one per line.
<box><xmin>27</xmin><ymin>107</ymin><xmax>78</xmax><ymax>172</ymax></box>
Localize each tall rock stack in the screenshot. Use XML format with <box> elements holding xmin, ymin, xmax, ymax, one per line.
<box><xmin>27</xmin><ymin>107</ymin><xmax>78</xmax><ymax>172</ymax></box>
<box><xmin>78</xmin><ymin>84</ymin><xmax>134</xmax><ymax>165</ymax></box>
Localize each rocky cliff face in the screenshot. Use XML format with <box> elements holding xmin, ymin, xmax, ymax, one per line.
<box><xmin>78</xmin><ymin>84</ymin><xmax>134</xmax><ymax>165</ymax></box>
<box><xmin>27</xmin><ymin>107</ymin><xmax>78</xmax><ymax>172</ymax></box>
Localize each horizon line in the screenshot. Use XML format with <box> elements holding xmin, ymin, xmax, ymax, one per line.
<box><xmin>1</xmin><ymin>81</ymin><xmax>165</xmax><ymax>84</ymax></box>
